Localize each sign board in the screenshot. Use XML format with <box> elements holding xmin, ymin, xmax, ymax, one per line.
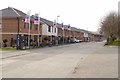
<box><xmin>34</xmin><ymin>14</ymin><xmax>39</xmax><ymax>25</ymax></box>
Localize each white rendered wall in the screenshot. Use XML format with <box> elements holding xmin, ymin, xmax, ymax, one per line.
<box><xmin>42</xmin><ymin>24</ymin><xmax>57</xmax><ymax>36</ymax></box>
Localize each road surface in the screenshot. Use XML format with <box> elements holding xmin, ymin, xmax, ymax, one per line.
<box><xmin>0</xmin><ymin>41</ymin><xmax>118</xmax><ymax>78</ymax></box>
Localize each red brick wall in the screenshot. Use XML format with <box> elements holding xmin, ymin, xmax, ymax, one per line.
<box><xmin>64</xmin><ymin>29</ymin><xmax>71</xmax><ymax>37</ymax></box>
<box><xmin>2</xmin><ymin>18</ymin><xmax>18</xmax><ymax>33</ymax></box>
<box><xmin>2</xmin><ymin>18</ymin><xmax>42</xmax><ymax>35</ymax></box>
<box><xmin>2</xmin><ymin>18</ymin><xmax>42</xmax><ymax>47</ymax></box>
<box><xmin>58</xmin><ymin>28</ymin><xmax>63</xmax><ymax>37</ymax></box>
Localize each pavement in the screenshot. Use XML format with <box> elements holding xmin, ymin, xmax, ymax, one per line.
<box><xmin>0</xmin><ymin>50</ymin><xmax>31</xmax><ymax>59</ymax></box>
<box><xmin>0</xmin><ymin>41</ymin><xmax>118</xmax><ymax>78</ymax></box>
<box><xmin>0</xmin><ymin>44</ymin><xmax>79</xmax><ymax>59</ymax></box>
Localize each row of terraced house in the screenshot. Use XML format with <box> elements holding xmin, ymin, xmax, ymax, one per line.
<box><xmin>0</xmin><ymin>7</ymin><xmax>103</xmax><ymax>49</ymax></box>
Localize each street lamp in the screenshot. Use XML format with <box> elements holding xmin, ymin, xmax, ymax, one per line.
<box><xmin>57</xmin><ymin>15</ymin><xmax>60</xmax><ymax>23</ymax></box>
<box><xmin>56</xmin><ymin>15</ymin><xmax>60</xmax><ymax>45</ymax></box>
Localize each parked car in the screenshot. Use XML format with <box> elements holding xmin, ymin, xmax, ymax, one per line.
<box><xmin>74</xmin><ymin>38</ymin><xmax>80</xmax><ymax>43</ymax></box>
<box><xmin>79</xmin><ymin>39</ymin><xmax>83</xmax><ymax>42</ymax></box>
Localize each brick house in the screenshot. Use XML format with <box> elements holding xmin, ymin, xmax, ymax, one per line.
<box><xmin>0</xmin><ymin>7</ymin><xmax>103</xmax><ymax>48</ymax></box>
<box><xmin>71</xmin><ymin>27</ymin><xmax>83</xmax><ymax>41</ymax></box>
<box><xmin>77</xmin><ymin>29</ymin><xmax>84</xmax><ymax>41</ymax></box>
<box><xmin>63</xmin><ymin>25</ymin><xmax>71</xmax><ymax>43</ymax></box>
<box><xmin>57</xmin><ymin>23</ymin><xmax>64</xmax><ymax>44</ymax></box>
<box><xmin>1</xmin><ymin>7</ymin><xmax>42</xmax><ymax>48</ymax></box>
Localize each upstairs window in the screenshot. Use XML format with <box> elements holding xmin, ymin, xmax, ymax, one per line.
<box><xmin>28</xmin><ymin>23</ymin><xmax>29</xmax><ymax>28</ymax></box>
<box><xmin>48</xmin><ymin>26</ymin><xmax>51</xmax><ymax>32</ymax></box>
<box><xmin>52</xmin><ymin>26</ymin><xmax>53</xmax><ymax>32</ymax></box>
<box><xmin>34</xmin><ymin>24</ymin><xmax>38</xmax><ymax>30</ymax></box>
<box><xmin>55</xmin><ymin>28</ymin><xmax>56</xmax><ymax>33</ymax></box>
<box><xmin>24</xmin><ymin>23</ymin><xmax>26</xmax><ymax>29</ymax></box>
<box><xmin>30</xmin><ymin>22</ymin><xmax>32</xmax><ymax>29</ymax></box>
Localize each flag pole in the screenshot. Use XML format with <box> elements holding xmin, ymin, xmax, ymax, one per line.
<box><xmin>28</xmin><ymin>10</ymin><xmax>31</xmax><ymax>49</ymax></box>
<box><xmin>38</xmin><ymin>14</ymin><xmax>40</xmax><ymax>47</ymax></box>
<box><xmin>62</xmin><ymin>23</ymin><xmax>64</xmax><ymax>44</ymax></box>
<box><xmin>34</xmin><ymin>14</ymin><xmax>40</xmax><ymax>47</ymax></box>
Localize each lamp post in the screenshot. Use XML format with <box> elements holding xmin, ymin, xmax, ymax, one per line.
<box><xmin>56</xmin><ymin>15</ymin><xmax>60</xmax><ymax>45</ymax></box>
<box><xmin>57</xmin><ymin>16</ymin><xmax>60</xmax><ymax>23</ymax></box>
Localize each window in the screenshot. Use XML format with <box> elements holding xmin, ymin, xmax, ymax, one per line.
<box><xmin>48</xmin><ymin>26</ymin><xmax>51</xmax><ymax>32</ymax></box>
<box><xmin>24</xmin><ymin>23</ymin><xmax>26</xmax><ymax>28</ymax></box>
<box><xmin>55</xmin><ymin>28</ymin><xmax>56</xmax><ymax>33</ymax></box>
<box><xmin>52</xmin><ymin>26</ymin><xmax>53</xmax><ymax>32</ymax></box>
<box><xmin>30</xmin><ymin>22</ymin><xmax>32</xmax><ymax>29</ymax></box>
<box><xmin>28</xmin><ymin>23</ymin><xmax>29</xmax><ymax>28</ymax></box>
<box><xmin>34</xmin><ymin>24</ymin><xmax>38</xmax><ymax>30</ymax></box>
<box><xmin>34</xmin><ymin>35</ymin><xmax>37</xmax><ymax>42</ymax></box>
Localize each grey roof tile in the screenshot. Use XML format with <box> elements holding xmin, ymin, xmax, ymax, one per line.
<box><xmin>1</xmin><ymin>7</ymin><xmax>26</xmax><ymax>18</ymax></box>
<box><xmin>1</xmin><ymin>7</ymin><xmax>94</xmax><ymax>34</ymax></box>
<box><xmin>40</xmin><ymin>18</ymin><xmax>53</xmax><ymax>26</ymax></box>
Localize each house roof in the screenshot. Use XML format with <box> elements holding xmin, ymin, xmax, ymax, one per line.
<box><xmin>57</xmin><ymin>23</ymin><xmax>63</xmax><ymax>28</ymax></box>
<box><xmin>40</xmin><ymin>18</ymin><xmax>65</xmax><ymax>28</ymax></box>
<box><xmin>1</xmin><ymin>7</ymin><xmax>95</xmax><ymax>35</ymax></box>
<box><xmin>40</xmin><ymin>18</ymin><xmax>53</xmax><ymax>26</ymax></box>
<box><xmin>1</xmin><ymin>7</ymin><xmax>26</xmax><ymax>18</ymax></box>
<box><xmin>71</xmin><ymin>27</ymin><xmax>78</xmax><ymax>31</ymax></box>
<box><xmin>63</xmin><ymin>25</ymin><xmax>70</xmax><ymax>29</ymax></box>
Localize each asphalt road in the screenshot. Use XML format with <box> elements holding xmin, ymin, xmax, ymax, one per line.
<box><xmin>0</xmin><ymin>41</ymin><xmax>118</xmax><ymax>78</ymax></box>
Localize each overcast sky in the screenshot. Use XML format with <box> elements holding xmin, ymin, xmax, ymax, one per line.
<box><xmin>0</xmin><ymin>0</ymin><xmax>119</xmax><ymax>31</ymax></box>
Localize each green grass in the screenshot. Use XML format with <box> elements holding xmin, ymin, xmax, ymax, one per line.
<box><xmin>108</xmin><ymin>40</ymin><xmax>120</xmax><ymax>46</ymax></box>
<box><xmin>0</xmin><ymin>47</ymin><xmax>16</xmax><ymax>50</ymax></box>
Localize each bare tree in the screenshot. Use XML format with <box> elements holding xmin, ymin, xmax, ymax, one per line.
<box><xmin>100</xmin><ymin>11</ymin><xmax>118</xmax><ymax>43</ymax></box>
<box><xmin>118</xmin><ymin>11</ymin><xmax>120</xmax><ymax>39</ymax></box>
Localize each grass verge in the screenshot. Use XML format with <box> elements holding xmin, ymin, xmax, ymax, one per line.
<box><xmin>0</xmin><ymin>47</ymin><xmax>16</xmax><ymax>50</ymax></box>
<box><xmin>108</xmin><ymin>40</ymin><xmax>120</xmax><ymax>46</ymax></box>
